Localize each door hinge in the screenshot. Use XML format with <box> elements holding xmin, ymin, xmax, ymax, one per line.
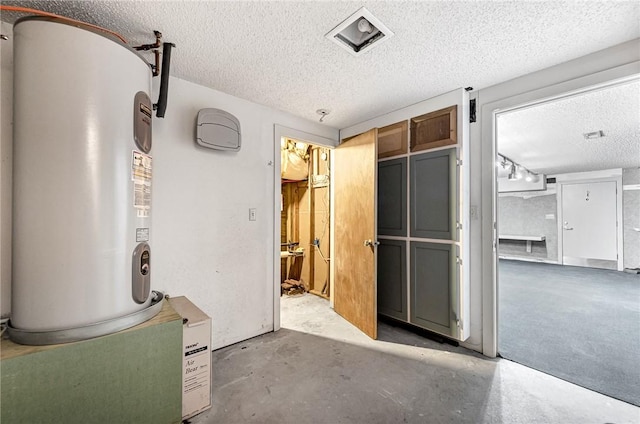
<box><xmin>456</xmin><ymin>159</ymin><xmax>463</xmax><ymax>166</ymax></box>
<box><xmin>456</xmin><ymin>221</ymin><xmax>462</xmax><ymax>230</ymax></box>
<box><xmin>456</xmin><ymin>256</ymin><xmax>462</xmax><ymax>266</ymax></box>
<box><xmin>469</xmin><ymin>98</ymin><xmax>476</xmax><ymax>123</ymax></box>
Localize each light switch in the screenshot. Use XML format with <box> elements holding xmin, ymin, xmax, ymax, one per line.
<box><xmin>249</xmin><ymin>208</ymin><xmax>257</xmax><ymax>221</ymax></box>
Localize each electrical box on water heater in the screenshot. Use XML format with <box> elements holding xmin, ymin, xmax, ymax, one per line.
<box><xmin>9</xmin><ymin>17</ymin><xmax>161</xmax><ymax>345</ymax></box>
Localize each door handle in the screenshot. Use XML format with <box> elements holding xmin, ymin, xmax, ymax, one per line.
<box><xmin>563</xmin><ymin>221</ymin><xmax>573</xmax><ymax>231</ymax></box>
<box><xmin>363</xmin><ymin>240</ymin><xmax>380</xmax><ymax>247</ymax></box>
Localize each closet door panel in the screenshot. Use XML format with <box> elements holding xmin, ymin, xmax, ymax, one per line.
<box><xmin>410</xmin><ymin>241</ymin><xmax>458</xmax><ymax>336</ymax></box>
<box><xmin>410</xmin><ymin>149</ymin><xmax>457</xmax><ymax>240</ymax></box>
<box><xmin>377</xmin><ymin>239</ymin><xmax>407</xmax><ymax>321</ymax></box>
<box><xmin>378</xmin><ymin>158</ymin><xmax>407</xmax><ymax>237</ymax></box>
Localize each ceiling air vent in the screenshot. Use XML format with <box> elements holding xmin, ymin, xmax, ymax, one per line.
<box><xmin>583</xmin><ymin>130</ymin><xmax>605</xmax><ymax>140</ymax></box>
<box><xmin>325</xmin><ymin>7</ymin><xmax>393</xmax><ymax>56</ymax></box>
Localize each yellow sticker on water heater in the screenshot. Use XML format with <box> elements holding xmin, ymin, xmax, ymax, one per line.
<box><xmin>132</xmin><ymin>151</ymin><xmax>152</xmax><ymax>217</ymax></box>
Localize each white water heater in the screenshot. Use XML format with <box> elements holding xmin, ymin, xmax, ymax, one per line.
<box><xmin>10</xmin><ymin>17</ymin><xmax>161</xmax><ymax>344</ymax></box>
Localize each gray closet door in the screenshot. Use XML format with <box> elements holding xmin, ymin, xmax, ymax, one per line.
<box><xmin>377</xmin><ymin>239</ymin><xmax>407</xmax><ymax>321</ymax></box>
<box><xmin>410</xmin><ymin>241</ymin><xmax>458</xmax><ymax>336</ymax></box>
<box><xmin>378</xmin><ymin>158</ymin><xmax>407</xmax><ymax>237</ymax></box>
<box><xmin>410</xmin><ymin>149</ymin><xmax>457</xmax><ymax>240</ymax></box>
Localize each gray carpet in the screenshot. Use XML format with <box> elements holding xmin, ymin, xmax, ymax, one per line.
<box><xmin>498</xmin><ymin>259</ymin><xmax>640</xmax><ymax>406</ymax></box>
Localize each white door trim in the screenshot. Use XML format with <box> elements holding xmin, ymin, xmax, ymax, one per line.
<box><xmin>556</xmin><ymin>171</ymin><xmax>624</xmax><ymax>271</ymax></box>
<box><xmin>272</xmin><ymin>125</ymin><xmax>337</xmax><ymax>331</ymax></box>
<box><xmin>481</xmin><ymin>64</ymin><xmax>640</xmax><ymax>358</ymax></box>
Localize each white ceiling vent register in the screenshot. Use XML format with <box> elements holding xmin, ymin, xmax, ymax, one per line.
<box><xmin>325</xmin><ymin>7</ymin><xmax>394</xmax><ymax>56</ymax></box>
<box><xmin>583</xmin><ymin>130</ymin><xmax>605</xmax><ymax>140</ymax></box>
<box><xmin>196</xmin><ymin>109</ymin><xmax>241</xmax><ymax>151</ymax></box>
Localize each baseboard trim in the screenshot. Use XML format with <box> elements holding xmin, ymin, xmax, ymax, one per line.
<box><xmin>498</xmin><ymin>255</ymin><xmax>558</xmax><ymax>264</ymax></box>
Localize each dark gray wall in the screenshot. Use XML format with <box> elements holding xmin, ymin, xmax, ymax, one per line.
<box><xmin>498</xmin><ymin>193</ymin><xmax>557</xmax><ymax>261</ymax></box>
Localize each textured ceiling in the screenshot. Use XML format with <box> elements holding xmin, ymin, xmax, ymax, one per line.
<box><xmin>1</xmin><ymin>1</ymin><xmax>639</xmax><ymax>129</ymax></box>
<box><xmin>497</xmin><ymin>79</ymin><xmax>640</xmax><ymax>176</ymax></box>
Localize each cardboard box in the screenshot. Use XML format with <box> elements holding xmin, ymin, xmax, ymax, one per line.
<box><xmin>168</xmin><ymin>296</ymin><xmax>212</xmax><ymax>420</ymax></box>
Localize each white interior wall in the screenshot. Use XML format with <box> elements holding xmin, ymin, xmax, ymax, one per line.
<box><xmin>149</xmin><ymin>78</ymin><xmax>337</xmax><ymax>350</ymax></box>
<box><xmin>477</xmin><ymin>38</ymin><xmax>640</xmax><ymax>356</ymax></box>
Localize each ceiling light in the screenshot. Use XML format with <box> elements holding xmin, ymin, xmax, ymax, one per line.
<box><xmin>508</xmin><ymin>164</ymin><xmax>518</xmax><ymax>181</ymax></box>
<box><xmin>499</xmin><ymin>152</ymin><xmax>540</xmax><ymax>183</ymax></box>
<box><xmin>583</xmin><ymin>130</ymin><xmax>605</xmax><ymax>139</ymax></box>
<box><xmin>316</xmin><ymin>109</ymin><xmax>330</xmax><ymax>122</ymax></box>
<box><xmin>326</xmin><ymin>7</ymin><xmax>394</xmax><ymax>56</ymax></box>
<box><xmin>357</xmin><ymin>18</ymin><xmax>373</xmax><ymax>34</ymax></box>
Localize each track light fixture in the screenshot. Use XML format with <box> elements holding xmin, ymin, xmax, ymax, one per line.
<box><xmin>497</xmin><ymin>153</ymin><xmax>539</xmax><ymax>183</ymax></box>
<box><xmin>496</xmin><ymin>156</ymin><xmax>509</xmax><ymax>169</ymax></box>
<box><xmin>508</xmin><ymin>163</ymin><xmax>518</xmax><ymax>181</ymax></box>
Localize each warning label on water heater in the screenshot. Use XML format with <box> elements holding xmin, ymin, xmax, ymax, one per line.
<box><xmin>136</xmin><ymin>228</ymin><xmax>150</xmax><ymax>242</ymax></box>
<box><xmin>132</xmin><ymin>151</ymin><xmax>152</xmax><ymax>218</ymax></box>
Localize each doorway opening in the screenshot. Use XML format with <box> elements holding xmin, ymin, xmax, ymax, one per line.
<box><xmin>279</xmin><ymin>137</ymin><xmax>332</xmax><ymax>306</ymax></box>
<box><xmin>495</xmin><ymin>78</ymin><xmax>640</xmax><ymax>406</ymax></box>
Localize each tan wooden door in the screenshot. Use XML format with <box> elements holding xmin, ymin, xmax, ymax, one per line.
<box><xmin>333</xmin><ymin>129</ymin><xmax>378</xmax><ymax>339</ymax></box>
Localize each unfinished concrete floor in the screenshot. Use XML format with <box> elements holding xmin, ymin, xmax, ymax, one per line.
<box><xmin>194</xmin><ymin>294</ymin><xmax>639</xmax><ymax>424</ymax></box>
